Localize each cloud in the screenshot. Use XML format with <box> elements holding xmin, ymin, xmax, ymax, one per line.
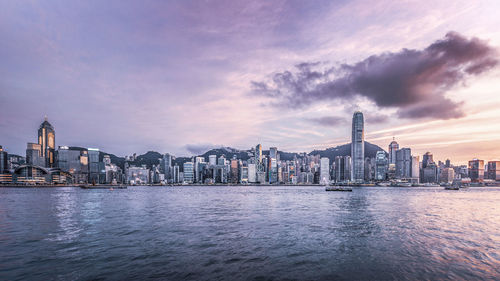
<box><xmin>184</xmin><ymin>143</ymin><xmax>223</xmax><ymax>155</ymax></box>
<box><xmin>251</xmin><ymin>32</ymin><xmax>498</xmax><ymax>120</ymax></box>
<box><xmin>307</xmin><ymin>116</ymin><xmax>346</xmax><ymax>127</ymax></box>
<box><xmin>365</xmin><ymin>113</ymin><xmax>390</xmax><ymax>124</ymax></box>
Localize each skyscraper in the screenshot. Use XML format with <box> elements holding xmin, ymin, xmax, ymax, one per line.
<box><xmin>351</xmin><ymin>111</ymin><xmax>364</xmax><ymax>182</ymax></box>
<box><xmin>468</xmin><ymin>159</ymin><xmax>484</xmax><ymax>182</ymax></box>
<box><xmin>487</xmin><ymin>161</ymin><xmax>500</xmax><ymax>181</ymax></box>
<box><xmin>395</xmin><ymin>148</ymin><xmax>412</xmax><ymax>179</ymax></box>
<box><xmin>183</xmin><ymin>162</ymin><xmax>194</xmax><ymax>183</ymax></box>
<box><xmin>320</xmin><ymin>157</ymin><xmax>330</xmax><ymax>183</ymax></box>
<box><xmin>268</xmin><ymin>147</ymin><xmax>278</xmax><ymax>183</ymax></box>
<box><xmin>38</xmin><ymin>116</ymin><xmax>56</xmax><ymax>167</ymax></box>
<box><xmin>375</xmin><ymin>151</ymin><xmax>387</xmax><ymax>180</ymax></box>
<box><xmin>26</xmin><ymin>143</ymin><xmax>44</xmax><ymax>167</ymax></box>
<box><xmin>411</xmin><ymin>155</ymin><xmax>420</xmax><ymax>183</ymax></box>
<box><xmin>388</xmin><ymin>138</ymin><xmax>399</xmax><ymax>165</ymax></box>
<box><xmin>335</xmin><ymin>156</ymin><xmax>351</xmax><ymax>183</ymax></box>
<box><xmin>255</xmin><ymin>144</ymin><xmax>263</xmax><ymax>167</ymax></box>
<box><xmin>422</xmin><ymin>152</ymin><xmax>434</xmax><ymax>169</ymax></box>
<box><xmin>208</xmin><ymin>155</ymin><xmax>217</xmax><ymax>166</ymax></box>
<box><xmin>0</xmin><ymin>146</ymin><xmax>8</xmax><ymax>173</ymax></box>
<box><xmin>161</xmin><ymin>153</ymin><xmax>172</xmax><ymax>181</ymax></box>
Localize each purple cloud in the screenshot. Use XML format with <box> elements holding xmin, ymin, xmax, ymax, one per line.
<box><xmin>307</xmin><ymin>116</ymin><xmax>346</xmax><ymax>127</ymax></box>
<box><xmin>252</xmin><ymin>32</ymin><xmax>498</xmax><ymax>119</ymax></box>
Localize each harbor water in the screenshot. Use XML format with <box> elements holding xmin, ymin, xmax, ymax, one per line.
<box><xmin>1</xmin><ymin>185</ymin><xmax>499</xmax><ymax>280</ymax></box>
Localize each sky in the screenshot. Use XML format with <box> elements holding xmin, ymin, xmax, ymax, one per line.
<box><xmin>1</xmin><ymin>0</ymin><xmax>500</xmax><ymax>164</ymax></box>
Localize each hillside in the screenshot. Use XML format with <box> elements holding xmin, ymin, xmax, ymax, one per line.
<box><xmin>308</xmin><ymin>142</ymin><xmax>386</xmax><ymax>160</ymax></box>
<box><xmin>102</xmin><ymin>142</ymin><xmax>386</xmax><ymax>170</ymax></box>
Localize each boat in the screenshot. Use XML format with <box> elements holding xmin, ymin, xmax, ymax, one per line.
<box><xmin>444</xmin><ymin>186</ymin><xmax>459</xmax><ymax>190</ymax></box>
<box><xmin>391</xmin><ymin>182</ymin><xmax>412</xmax><ymax>187</ymax></box>
<box><xmin>326</xmin><ymin>186</ymin><xmax>352</xmax><ymax>192</ymax></box>
<box><xmin>79</xmin><ymin>184</ymin><xmax>127</xmax><ymax>189</ymax></box>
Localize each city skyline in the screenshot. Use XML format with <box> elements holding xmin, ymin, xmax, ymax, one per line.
<box><xmin>1</xmin><ymin>1</ymin><xmax>500</xmax><ymax>164</ymax></box>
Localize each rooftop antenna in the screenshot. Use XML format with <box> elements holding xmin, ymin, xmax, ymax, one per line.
<box><xmin>44</xmin><ymin>115</ymin><xmax>48</xmax><ymax>122</ymax></box>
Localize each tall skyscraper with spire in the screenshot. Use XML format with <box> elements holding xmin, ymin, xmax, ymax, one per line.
<box><xmin>351</xmin><ymin>111</ymin><xmax>364</xmax><ymax>182</ymax></box>
<box><xmin>38</xmin><ymin>116</ymin><xmax>55</xmax><ymax>167</ymax></box>
<box><xmin>388</xmin><ymin>137</ymin><xmax>399</xmax><ymax>165</ymax></box>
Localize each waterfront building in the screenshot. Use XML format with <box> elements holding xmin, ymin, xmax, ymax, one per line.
<box><xmin>388</xmin><ymin>138</ymin><xmax>399</xmax><ymax>165</ymax></box>
<box><xmin>486</xmin><ymin>161</ymin><xmax>500</xmax><ymax>180</ymax></box>
<box><xmin>454</xmin><ymin>165</ymin><xmax>468</xmax><ymax>179</ymax></box>
<box><xmin>335</xmin><ymin>155</ymin><xmax>351</xmax><ymax>183</ymax></box>
<box><xmin>439</xmin><ymin>168</ymin><xmax>455</xmax><ymax>183</ymax></box>
<box><xmin>287</xmin><ymin>162</ymin><xmax>296</xmax><ymax>184</ymax></box>
<box><xmin>161</xmin><ymin>153</ymin><xmax>172</xmax><ymax>182</ymax></box>
<box><xmin>183</xmin><ymin>162</ymin><xmax>194</xmax><ymax>183</ymax></box>
<box><xmin>268</xmin><ymin>147</ymin><xmax>278</xmax><ymax>184</ymax></box>
<box><xmin>126</xmin><ymin>165</ymin><xmax>150</xmax><ymax>185</ymax></box>
<box><xmin>364</xmin><ymin>157</ymin><xmax>375</xmax><ymax>181</ymax></box>
<box><xmin>7</xmin><ymin>154</ymin><xmax>25</xmax><ymax>170</ymax></box>
<box><xmin>351</xmin><ymin>111</ymin><xmax>364</xmax><ymax>182</ymax></box>
<box><xmin>173</xmin><ymin>165</ymin><xmax>180</xmax><ymax>183</ymax></box>
<box><xmin>395</xmin><ymin>148</ymin><xmax>412</xmax><ymax>179</ymax></box>
<box><xmin>248</xmin><ymin>163</ymin><xmax>256</xmax><ymax>183</ymax></box>
<box><xmin>88</xmin><ymin>148</ymin><xmax>104</xmax><ymax>184</ymax></box>
<box><xmin>37</xmin><ymin>117</ymin><xmax>56</xmax><ymax>167</ymax></box>
<box><xmin>230</xmin><ymin>159</ymin><xmax>239</xmax><ymax>183</ymax></box>
<box><xmin>411</xmin><ymin>156</ymin><xmax>420</xmax><ymax>183</ymax></box>
<box><xmin>375</xmin><ymin>151</ymin><xmax>387</xmax><ymax>181</ymax></box>
<box><xmin>320</xmin><ymin>157</ymin><xmax>330</xmax><ymax>184</ymax></box>
<box><xmin>26</xmin><ymin>143</ymin><xmax>45</xmax><ymax>167</ymax></box>
<box><xmin>0</xmin><ymin>145</ymin><xmax>8</xmax><ymax>173</ymax></box>
<box><xmin>103</xmin><ymin>155</ymin><xmax>122</xmax><ymax>184</ymax></box>
<box><xmin>194</xmin><ymin>156</ymin><xmax>206</xmax><ymax>183</ymax></box>
<box><xmin>255</xmin><ymin>144</ymin><xmax>263</xmax><ymax>167</ymax></box>
<box><xmin>209</xmin><ymin>155</ymin><xmax>217</xmax><ymax>166</ymax></box>
<box><xmin>57</xmin><ymin>146</ymin><xmax>89</xmax><ymax>183</ymax></box>
<box><xmin>468</xmin><ymin>159</ymin><xmax>484</xmax><ymax>182</ymax></box>
<box><xmin>421</xmin><ymin>163</ymin><xmax>438</xmax><ymax>183</ymax></box>
<box><xmin>256</xmin><ymin>171</ymin><xmax>266</xmax><ymax>184</ymax></box>
<box><xmin>422</xmin><ymin>152</ymin><xmax>433</xmax><ymax>169</ymax></box>
<box><xmin>217</xmin><ymin>155</ymin><xmax>226</xmax><ymax>166</ymax></box>
<box><xmin>240</xmin><ymin>164</ymin><xmax>248</xmax><ymax>183</ymax></box>
<box><xmin>13</xmin><ymin>165</ymin><xmax>51</xmax><ymax>184</ymax></box>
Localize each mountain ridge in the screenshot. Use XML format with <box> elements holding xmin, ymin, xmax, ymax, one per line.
<box><xmin>105</xmin><ymin>141</ymin><xmax>387</xmax><ymax>169</ymax></box>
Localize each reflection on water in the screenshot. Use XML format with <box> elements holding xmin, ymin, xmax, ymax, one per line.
<box><xmin>0</xmin><ymin>186</ymin><xmax>499</xmax><ymax>280</ymax></box>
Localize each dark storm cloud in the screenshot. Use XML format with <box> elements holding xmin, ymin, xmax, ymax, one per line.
<box><xmin>307</xmin><ymin>116</ymin><xmax>346</xmax><ymax>127</ymax></box>
<box><xmin>251</xmin><ymin>32</ymin><xmax>498</xmax><ymax>119</ymax></box>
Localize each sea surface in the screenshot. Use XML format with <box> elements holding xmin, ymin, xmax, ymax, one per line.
<box><xmin>1</xmin><ymin>185</ymin><xmax>500</xmax><ymax>280</ymax></box>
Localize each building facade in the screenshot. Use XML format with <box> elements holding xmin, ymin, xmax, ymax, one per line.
<box><xmin>320</xmin><ymin>157</ymin><xmax>330</xmax><ymax>184</ymax></box>
<box><xmin>388</xmin><ymin>138</ymin><xmax>399</xmax><ymax>165</ymax></box>
<box><xmin>375</xmin><ymin>151</ymin><xmax>387</xmax><ymax>181</ymax></box>
<box><xmin>38</xmin><ymin>117</ymin><xmax>56</xmax><ymax>167</ymax></box>
<box><xmin>468</xmin><ymin>159</ymin><xmax>484</xmax><ymax>182</ymax></box>
<box><xmin>351</xmin><ymin>111</ymin><xmax>365</xmax><ymax>182</ymax></box>
<box><xmin>395</xmin><ymin>148</ymin><xmax>412</xmax><ymax>179</ymax></box>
